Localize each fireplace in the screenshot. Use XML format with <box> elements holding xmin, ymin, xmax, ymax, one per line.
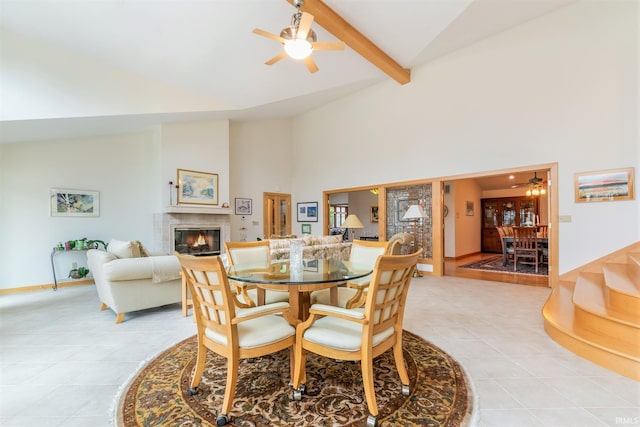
<box><xmin>174</xmin><ymin>227</ymin><xmax>221</xmax><ymax>256</ymax></box>
<box><xmin>153</xmin><ymin>209</ymin><xmax>230</xmax><ymax>256</ymax></box>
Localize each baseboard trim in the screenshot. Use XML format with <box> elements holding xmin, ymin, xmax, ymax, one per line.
<box><xmin>0</xmin><ymin>280</ymin><xmax>94</xmax><ymax>295</ymax></box>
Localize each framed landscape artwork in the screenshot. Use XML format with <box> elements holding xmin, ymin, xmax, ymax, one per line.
<box><xmin>301</xmin><ymin>223</ymin><xmax>311</xmax><ymax>234</ymax></box>
<box><xmin>297</xmin><ymin>202</ymin><xmax>318</xmax><ymax>222</ymax></box>
<box><xmin>177</xmin><ymin>169</ymin><xmax>218</xmax><ymax>206</ymax></box>
<box><xmin>50</xmin><ymin>188</ymin><xmax>99</xmax><ymax>217</ymax></box>
<box><xmin>574</xmin><ymin>167</ymin><xmax>634</xmax><ymax>203</ymax></box>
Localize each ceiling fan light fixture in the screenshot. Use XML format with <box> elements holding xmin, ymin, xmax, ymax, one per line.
<box><xmin>284</xmin><ymin>38</ymin><xmax>312</xmax><ymax>59</ymax></box>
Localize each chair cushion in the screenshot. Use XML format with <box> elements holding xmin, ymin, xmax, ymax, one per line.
<box><xmin>303</xmin><ymin>314</ymin><xmax>394</xmax><ymax>351</ymax></box>
<box><xmin>205</xmin><ymin>315</ymin><xmax>295</xmax><ymax>349</ymax></box>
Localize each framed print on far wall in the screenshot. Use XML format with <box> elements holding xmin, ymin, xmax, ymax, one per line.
<box><xmin>574</xmin><ymin>167</ymin><xmax>635</xmax><ymax>203</ymax></box>
<box><xmin>177</xmin><ymin>169</ymin><xmax>218</xmax><ymax>206</ymax></box>
<box><xmin>370</xmin><ymin>206</ymin><xmax>379</xmax><ymax>223</ymax></box>
<box><xmin>301</xmin><ymin>223</ymin><xmax>311</xmax><ymax>234</ymax></box>
<box><xmin>50</xmin><ymin>188</ymin><xmax>99</xmax><ymax>217</ymax></box>
<box><xmin>235</xmin><ymin>198</ymin><xmax>252</xmax><ymax>215</ymax></box>
<box><xmin>466</xmin><ymin>201</ymin><xmax>475</xmax><ymax>216</ymax></box>
<box><xmin>297</xmin><ymin>201</ymin><xmax>318</xmax><ymax>222</ymax></box>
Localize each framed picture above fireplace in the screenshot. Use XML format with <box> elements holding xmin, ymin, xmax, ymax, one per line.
<box><xmin>177</xmin><ymin>169</ymin><xmax>218</xmax><ymax>206</ymax></box>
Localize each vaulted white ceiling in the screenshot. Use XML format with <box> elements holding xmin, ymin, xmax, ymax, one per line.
<box><xmin>0</xmin><ymin>0</ymin><xmax>574</xmax><ymax>142</ymax></box>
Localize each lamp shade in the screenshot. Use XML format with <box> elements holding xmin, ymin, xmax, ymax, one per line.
<box><xmin>402</xmin><ymin>204</ymin><xmax>427</xmax><ymax>220</ymax></box>
<box><xmin>342</xmin><ymin>214</ymin><xmax>364</xmax><ymax>229</ymax></box>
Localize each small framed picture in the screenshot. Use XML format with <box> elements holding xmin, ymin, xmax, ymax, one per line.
<box><xmin>574</xmin><ymin>167</ymin><xmax>634</xmax><ymax>203</ymax></box>
<box><xmin>50</xmin><ymin>188</ymin><xmax>99</xmax><ymax>217</ymax></box>
<box><xmin>370</xmin><ymin>206</ymin><xmax>379</xmax><ymax>223</ymax></box>
<box><xmin>301</xmin><ymin>223</ymin><xmax>311</xmax><ymax>234</ymax></box>
<box><xmin>466</xmin><ymin>201</ymin><xmax>475</xmax><ymax>216</ymax></box>
<box><xmin>297</xmin><ymin>202</ymin><xmax>318</xmax><ymax>222</ymax></box>
<box><xmin>235</xmin><ymin>198</ymin><xmax>252</xmax><ymax>215</ymax></box>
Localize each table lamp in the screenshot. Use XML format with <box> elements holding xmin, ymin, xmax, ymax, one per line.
<box><xmin>402</xmin><ymin>204</ymin><xmax>427</xmax><ymax>276</ymax></box>
<box><xmin>342</xmin><ymin>214</ymin><xmax>364</xmax><ymax>242</ymax></box>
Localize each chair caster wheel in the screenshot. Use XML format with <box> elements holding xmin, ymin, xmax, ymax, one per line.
<box><xmin>187</xmin><ymin>387</ymin><xmax>198</xmax><ymax>396</ymax></box>
<box><xmin>292</xmin><ymin>384</ymin><xmax>306</xmax><ymax>400</ymax></box>
<box><xmin>401</xmin><ymin>384</ymin><xmax>410</xmax><ymax>396</ymax></box>
<box><xmin>216</xmin><ymin>414</ymin><xmax>228</xmax><ymax>425</ymax></box>
<box><xmin>366</xmin><ymin>414</ymin><xmax>378</xmax><ymax>427</ymax></box>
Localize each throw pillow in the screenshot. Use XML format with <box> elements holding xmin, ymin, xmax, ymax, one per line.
<box><xmin>132</xmin><ymin>240</ymin><xmax>150</xmax><ymax>257</ymax></box>
<box><xmin>107</xmin><ymin>239</ymin><xmax>137</xmax><ymax>259</ymax></box>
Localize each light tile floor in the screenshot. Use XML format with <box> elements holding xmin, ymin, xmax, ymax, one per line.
<box><xmin>1</xmin><ymin>276</ymin><xmax>638</xmax><ymax>427</ymax></box>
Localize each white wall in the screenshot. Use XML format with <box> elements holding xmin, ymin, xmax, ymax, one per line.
<box><xmin>229</xmin><ymin>119</ymin><xmax>293</xmax><ymax>241</ymax></box>
<box><xmin>0</xmin><ymin>119</ymin><xmax>230</xmax><ymax>289</ymax></box>
<box><xmin>289</xmin><ymin>1</ymin><xmax>638</xmax><ymax>272</ymax></box>
<box><xmin>0</xmin><ymin>132</ymin><xmax>159</xmax><ymax>288</ymax></box>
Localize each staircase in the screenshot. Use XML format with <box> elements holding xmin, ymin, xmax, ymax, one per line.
<box><xmin>542</xmin><ymin>242</ymin><xmax>640</xmax><ymax>380</ymax></box>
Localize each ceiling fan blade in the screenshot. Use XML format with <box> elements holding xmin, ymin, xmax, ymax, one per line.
<box><xmin>297</xmin><ymin>12</ymin><xmax>314</xmax><ymax>40</ymax></box>
<box><xmin>311</xmin><ymin>41</ymin><xmax>346</xmax><ymax>51</ymax></box>
<box><xmin>304</xmin><ymin>56</ymin><xmax>319</xmax><ymax>73</ymax></box>
<box><xmin>253</xmin><ymin>28</ymin><xmax>286</xmax><ymax>44</ymax></box>
<box><xmin>265</xmin><ymin>51</ymin><xmax>287</xmax><ymax>65</ymax></box>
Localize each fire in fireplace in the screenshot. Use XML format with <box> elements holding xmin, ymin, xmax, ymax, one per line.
<box><xmin>174</xmin><ymin>227</ymin><xmax>221</xmax><ymax>256</ymax></box>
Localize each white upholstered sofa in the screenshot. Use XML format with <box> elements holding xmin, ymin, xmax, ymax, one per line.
<box><xmin>87</xmin><ymin>239</ymin><xmax>182</xmax><ymax>323</ymax></box>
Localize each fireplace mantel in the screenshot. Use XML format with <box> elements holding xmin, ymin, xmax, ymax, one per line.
<box><xmin>164</xmin><ymin>205</ymin><xmax>232</xmax><ymax>215</ymax></box>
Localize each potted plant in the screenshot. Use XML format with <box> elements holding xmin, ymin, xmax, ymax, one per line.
<box><xmin>69</xmin><ymin>266</ymin><xmax>90</xmax><ymax>279</ymax></box>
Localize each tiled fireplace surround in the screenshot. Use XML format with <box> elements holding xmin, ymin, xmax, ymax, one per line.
<box><xmin>153</xmin><ymin>207</ymin><xmax>231</xmax><ymax>255</ymax></box>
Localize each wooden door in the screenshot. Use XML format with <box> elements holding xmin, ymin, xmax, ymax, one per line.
<box><xmin>263</xmin><ymin>193</ymin><xmax>291</xmax><ymax>238</ymax></box>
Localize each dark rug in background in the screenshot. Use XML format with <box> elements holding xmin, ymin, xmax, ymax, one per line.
<box><xmin>460</xmin><ymin>255</ymin><xmax>548</xmax><ymax>276</ymax></box>
<box><xmin>115</xmin><ymin>330</ymin><xmax>473</xmax><ymax>427</ymax></box>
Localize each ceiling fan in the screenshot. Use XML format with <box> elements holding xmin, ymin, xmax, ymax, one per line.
<box><xmin>511</xmin><ymin>172</ymin><xmax>547</xmax><ymax>196</ymax></box>
<box><xmin>512</xmin><ymin>172</ymin><xmax>546</xmax><ymax>188</ymax></box>
<box><xmin>252</xmin><ymin>0</ymin><xmax>346</xmax><ymax>73</ymax></box>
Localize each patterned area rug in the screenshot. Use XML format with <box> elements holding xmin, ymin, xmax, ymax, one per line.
<box><xmin>114</xmin><ymin>330</ymin><xmax>473</xmax><ymax>427</ymax></box>
<box><xmin>460</xmin><ymin>255</ymin><xmax>548</xmax><ymax>276</ymax></box>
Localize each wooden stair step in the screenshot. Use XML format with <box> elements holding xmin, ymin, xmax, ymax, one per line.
<box><xmin>628</xmin><ymin>252</ymin><xmax>640</xmax><ymax>283</ymax></box>
<box><xmin>543</xmin><ymin>280</ymin><xmax>640</xmax><ymax>380</ymax></box>
<box><xmin>602</xmin><ymin>262</ymin><xmax>640</xmax><ymax>321</ymax></box>
<box><xmin>572</xmin><ymin>272</ymin><xmax>639</xmax><ymax>356</ymax></box>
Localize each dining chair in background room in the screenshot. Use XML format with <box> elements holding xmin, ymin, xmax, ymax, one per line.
<box><xmin>292</xmin><ymin>249</ymin><xmax>422</xmax><ymax>427</ymax></box>
<box><xmin>310</xmin><ymin>239</ymin><xmax>391</xmax><ymax>309</ymax></box>
<box><xmin>177</xmin><ymin>253</ymin><xmax>295</xmax><ymax>426</ymax></box>
<box><xmin>513</xmin><ymin>226</ymin><xmax>540</xmax><ymax>273</ymax></box>
<box><xmin>224</xmin><ymin>240</ymin><xmax>289</xmax><ymax>307</ymax></box>
<box><xmin>537</xmin><ymin>225</ymin><xmax>549</xmax><ymax>266</ymax></box>
<box><xmin>496</xmin><ymin>226</ymin><xmax>514</xmax><ymax>265</ymax></box>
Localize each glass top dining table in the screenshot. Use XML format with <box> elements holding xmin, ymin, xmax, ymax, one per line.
<box><xmin>227</xmin><ymin>259</ymin><xmax>372</xmax><ymax>323</ymax></box>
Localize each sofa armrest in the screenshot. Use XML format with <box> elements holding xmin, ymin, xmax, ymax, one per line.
<box><xmin>102</xmin><ymin>256</ymin><xmax>181</xmax><ymax>282</ymax></box>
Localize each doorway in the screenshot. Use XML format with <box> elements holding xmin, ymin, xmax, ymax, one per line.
<box><xmin>263</xmin><ymin>192</ymin><xmax>291</xmax><ymax>238</ymax></box>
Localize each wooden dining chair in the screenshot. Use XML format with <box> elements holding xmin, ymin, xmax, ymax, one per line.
<box><xmin>224</xmin><ymin>240</ymin><xmax>289</xmax><ymax>307</ymax></box>
<box><xmin>513</xmin><ymin>226</ymin><xmax>540</xmax><ymax>273</ymax></box>
<box><xmin>537</xmin><ymin>225</ymin><xmax>549</xmax><ymax>265</ymax></box>
<box><xmin>310</xmin><ymin>239</ymin><xmax>391</xmax><ymax>309</ymax></box>
<box><xmin>496</xmin><ymin>226</ymin><xmax>514</xmax><ymax>264</ymax></box>
<box><xmin>292</xmin><ymin>249</ymin><xmax>422</xmax><ymax>427</ymax></box>
<box><xmin>177</xmin><ymin>253</ymin><xmax>295</xmax><ymax>426</ymax></box>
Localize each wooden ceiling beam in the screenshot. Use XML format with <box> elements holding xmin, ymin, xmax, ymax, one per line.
<box><xmin>287</xmin><ymin>0</ymin><xmax>411</xmax><ymax>85</ymax></box>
